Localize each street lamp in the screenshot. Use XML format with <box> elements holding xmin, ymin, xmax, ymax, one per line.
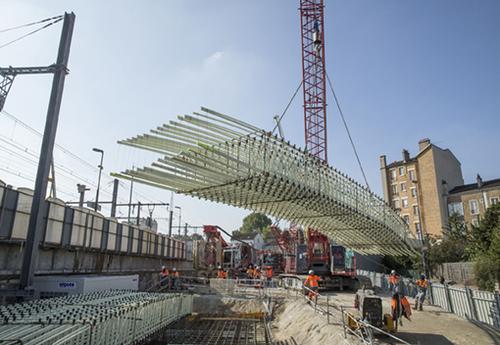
<box><xmin>175</xmin><ymin>206</ymin><xmax>181</xmax><ymax>235</ymax></box>
<box><xmin>412</xmin><ymin>179</ymin><xmax>427</xmax><ymax>278</ymax></box>
<box><xmin>92</xmin><ymin>148</ymin><xmax>104</xmax><ymax>212</ymax></box>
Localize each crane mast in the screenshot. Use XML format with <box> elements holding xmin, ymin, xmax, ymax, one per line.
<box><xmin>300</xmin><ymin>0</ymin><xmax>327</xmax><ymax>163</ymax></box>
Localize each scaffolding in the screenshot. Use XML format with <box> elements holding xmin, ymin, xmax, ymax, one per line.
<box><xmin>113</xmin><ymin>107</ymin><xmax>419</xmax><ymax>256</ymax></box>
<box><xmin>0</xmin><ymin>290</ymin><xmax>192</xmax><ymax>344</ymax></box>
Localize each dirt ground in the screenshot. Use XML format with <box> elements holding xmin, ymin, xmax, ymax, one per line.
<box><xmin>193</xmin><ymin>288</ymin><xmax>500</xmax><ymax>345</ymax></box>
<box><xmin>272</xmin><ymin>287</ymin><xmax>500</xmax><ymax>345</ymax></box>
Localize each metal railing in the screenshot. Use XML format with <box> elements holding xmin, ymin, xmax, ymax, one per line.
<box><xmin>358</xmin><ymin>269</ymin><xmax>500</xmax><ymax>329</ymax></box>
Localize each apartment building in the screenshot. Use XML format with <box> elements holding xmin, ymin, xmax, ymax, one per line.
<box><xmin>380</xmin><ymin>139</ymin><xmax>464</xmax><ymax>238</ymax></box>
<box><xmin>446</xmin><ymin>175</ymin><xmax>500</xmax><ymax>226</ymax></box>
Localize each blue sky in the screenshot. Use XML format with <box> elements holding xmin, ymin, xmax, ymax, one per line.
<box><xmin>1</xmin><ymin>1</ymin><xmax>499</xmax><ymax>235</ymax></box>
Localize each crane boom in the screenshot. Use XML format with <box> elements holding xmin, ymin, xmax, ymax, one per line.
<box><xmin>300</xmin><ymin>0</ymin><xmax>327</xmax><ymax>163</ymax></box>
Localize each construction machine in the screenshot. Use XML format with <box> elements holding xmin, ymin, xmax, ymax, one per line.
<box><xmin>273</xmin><ymin>226</ymin><xmax>372</xmax><ymax>290</ymax></box>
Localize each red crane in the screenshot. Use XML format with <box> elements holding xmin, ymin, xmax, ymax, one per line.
<box><xmin>300</xmin><ymin>0</ymin><xmax>327</xmax><ymax>164</ymax></box>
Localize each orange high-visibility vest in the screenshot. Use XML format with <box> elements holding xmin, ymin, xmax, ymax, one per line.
<box><xmin>266</xmin><ymin>269</ymin><xmax>273</xmax><ymax>278</ymax></box>
<box><xmin>218</xmin><ymin>270</ymin><xmax>225</xmax><ymax>279</ymax></box>
<box><xmin>390</xmin><ymin>276</ymin><xmax>400</xmax><ymax>284</ymax></box>
<box><xmin>247</xmin><ymin>268</ymin><xmax>254</xmax><ymax>276</ymax></box>
<box><xmin>172</xmin><ymin>271</ymin><xmax>179</xmax><ymax>278</ymax></box>
<box><xmin>305</xmin><ymin>275</ymin><xmax>321</xmax><ymax>287</ymax></box>
<box><xmin>418</xmin><ymin>279</ymin><xmax>428</xmax><ymax>289</ymax></box>
<box><xmin>162</xmin><ymin>268</ymin><xmax>169</xmax><ymax>275</ymax></box>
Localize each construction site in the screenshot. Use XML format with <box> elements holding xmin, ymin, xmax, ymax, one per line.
<box><xmin>1</xmin><ymin>0</ymin><xmax>500</xmax><ymax>344</ymax></box>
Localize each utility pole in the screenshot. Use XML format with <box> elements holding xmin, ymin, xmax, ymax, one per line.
<box><xmin>18</xmin><ymin>12</ymin><xmax>76</xmax><ymax>297</ymax></box>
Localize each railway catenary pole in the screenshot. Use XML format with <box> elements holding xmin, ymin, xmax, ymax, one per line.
<box><xmin>18</xmin><ymin>12</ymin><xmax>76</xmax><ymax>297</ymax></box>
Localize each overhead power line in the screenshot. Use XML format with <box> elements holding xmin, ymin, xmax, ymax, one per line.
<box><xmin>0</xmin><ymin>16</ymin><xmax>63</xmax><ymax>50</ymax></box>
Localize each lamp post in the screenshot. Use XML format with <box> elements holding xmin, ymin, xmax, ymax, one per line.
<box><xmin>175</xmin><ymin>206</ymin><xmax>181</xmax><ymax>235</ymax></box>
<box><xmin>412</xmin><ymin>180</ymin><xmax>427</xmax><ymax>278</ymax></box>
<box><xmin>92</xmin><ymin>148</ymin><xmax>104</xmax><ymax>212</ymax></box>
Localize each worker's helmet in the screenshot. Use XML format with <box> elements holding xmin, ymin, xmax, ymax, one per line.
<box><xmin>391</xmin><ymin>270</ymin><xmax>396</xmax><ymax>275</ymax></box>
<box><xmin>173</xmin><ymin>268</ymin><xmax>177</xmax><ymax>271</ymax></box>
<box><xmin>162</xmin><ymin>266</ymin><xmax>165</xmax><ymax>269</ymax></box>
<box><xmin>309</xmin><ymin>270</ymin><xmax>314</xmax><ymax>275</ymax></box>
<box><xmin>218</xmin><ymin>266</ymin><xmax>222</xmax><ymax>270</ymax></box>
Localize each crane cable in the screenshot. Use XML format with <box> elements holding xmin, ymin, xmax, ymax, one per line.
<box><xmin>0</xmin><ymin>15</ymin><xmax>63</xmax><ymax>50</ymax></box>
<box><xmin>325</xmin><ymin>70</ymin><xmax>370</xmax><ymax>190</ymax></box>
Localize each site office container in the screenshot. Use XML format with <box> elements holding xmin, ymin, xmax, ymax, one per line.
<box><xmin>44</xmin><ymin>197</ymin><xmax>66</xmax><ymax>245</ymax></box>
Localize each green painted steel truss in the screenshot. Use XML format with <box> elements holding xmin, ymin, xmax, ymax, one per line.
<box><xmin>113</xmin><ymin>107</ymin><xmax>419</xmax><ymax>256</ymax></box>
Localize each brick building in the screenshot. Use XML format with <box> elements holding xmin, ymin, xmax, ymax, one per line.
<box><xmin>380</xmin><ymin>139</ymin><xmax>464</xmax><ymax>238</ymax></box>
<box><xmin>446</xmin><ymin>175</ymin><xmax>500</xmax><ymax>227</ymax></box>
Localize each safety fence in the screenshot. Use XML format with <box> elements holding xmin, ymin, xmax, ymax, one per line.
<box><xmin>358</xmin><ymin>270</ymin><xmax>500</xmax><ymax>329</ymax></box>
<box><xmin>0</xmin><ymin>290</ymin><xmax>193</xmax><ymax>345</ymax></box>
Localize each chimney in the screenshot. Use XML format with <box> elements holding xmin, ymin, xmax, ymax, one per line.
<box><xmin>477</xmin><ymin>174</ymin><xmax>482</xmax><ymax>188</ymax></box>
<box><xmin>380</xmin><ymin>155</ymin><xmax>387</xmax><ymax>169</ymax></box>
<box><xmin>418</xmin><ymin>138</ymin><xmax>431</xmax><ymax>151</ymax></box>
<box><xmin>402</xmin><ymin>150</ymin><xmax>410</xmax><ymax>163</ymax></box>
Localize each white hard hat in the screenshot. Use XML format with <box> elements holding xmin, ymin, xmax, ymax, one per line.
<box><xmin>218</xmin><ymin>266</ymin><xmax>222</xmax><ymax>269</ymax></box>
<box><xmin>391</xmin><ymin>270</ymin><xmax>396</xmax><ymax>274</ymax></box>
<box><xmin>309</xmin><ymin>270</ymin><xmax>314</xmax><ymax>275</ymax></box>
<box><xmin>162</xmin><ymin>266</ymin><xmax>165</xmax><ymax>269</ymax></box>
<box><xmin>173</xmin><ymin>268</ymin><xmax>176</xmax><ymax>271</ymax></box>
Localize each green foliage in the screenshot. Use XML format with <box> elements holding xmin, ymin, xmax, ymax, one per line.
<box><xmin>239</xmin><ymin>212</ymin><xmax>272</xmax><ymax>236</ymax></box>
<box><xmin>472</xmin><ymin>253</ymin><xmax>499</xmax><ymax>292</ymax></box>
<box><xmin>173</xmin><ymin>233</ymin><xmax>204</xmax><ymax>241</ymax></box>
<box><xmin>381</xmin><ymin>254</ymin><xmax>414</xmax><ymax>274</ymax></box>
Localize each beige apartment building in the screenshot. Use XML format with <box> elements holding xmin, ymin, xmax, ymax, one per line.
<box><xmin>446</xmin><ymin>175</ymin><xmax>500</xmax><ymax>227</ymax></box>
<box><xmin>380</xmin><ymin>139</ymin><xmax>464</xmax><ymax>238</ymax></box>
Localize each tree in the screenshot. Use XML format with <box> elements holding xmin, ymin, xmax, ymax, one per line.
<box><xmin>239</xmin><ymin>212</ymin><xmax>272</xmax><ymax>236</ymax></box>
<box><xmin>470</xmin><ymin>202</ymin><xmax>500</xmax><ymax>291</ymax></box>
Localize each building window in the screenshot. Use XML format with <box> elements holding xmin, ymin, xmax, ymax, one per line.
<box><xmin>399</xmin><ymin>167</ymin><xmax>404</xmax><ymax>176</ymax></box>
<box><xmin>415</xmin><ymin>222</ymin><xmax>421</xmax><ymax>234</ymax></box>
<box><xmin>491</xmin><ymin>197</ymin><xmax>499</xmax><ymax>205</ymax></box>
<box><xmin>393</xmin><ymin>200</ymin><xmax>400</xmax><ymax>210</ymax></box>
<box><xmin>402</xmin><ymin>198</ymin><xmax>408</xmax><ymax>208</ymax></box>
<box><xmin>403</xmin><ymin>215</ymin><xmax>409</xmax><ymax>224</ymax></box>
<box><xmin>470</xmin><ymin>200</ymin><xmax>479</xmax><ymax>215</ymax></box>
<box><xmin>471</xmin><ymin>219</ymin><xmax>479</xmax><ymax>227</ymax></box>
<box><xmin>448</xmin><ymin>202</ymin><xmax>464</xmax><ymax>216</ymax></box>
<box><xmin>409</xmin><ymin>170</ymin><xmax>415</xmax><ymax>181</ymax></box>
<box><xmin>411</xmin><ymin>188</ymin><xmax>417</xmax><ymax>198</ymax></box>
<box><xmin>401</xmin><ymin>182</ymin><xmax>406</xmax><ymax>192</ymax></box>
<box><xmin>392</xmin><ymin>184</ymin><xmax>398</xmax><ymax>195</ymax></box>
<box><xmin>390</xmin><ymin>170</ymin><xmax>396</xmax><ymax>180</ymax></box>
<box><xmin>413</xmin><ymin>204</ymin><xmax>419</xmax><ymax>215</ymax></box>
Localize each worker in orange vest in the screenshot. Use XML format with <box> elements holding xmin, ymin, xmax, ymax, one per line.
<box><xmin>217</xmin><ymin>266</ymin><xmax>226</xmax><ymax>279</ymax></box>
<box><xmin>247</xmin><ymin>266</ymin><xmax>254</xmax><ymax>279</ymax></box>
<box><xmin>414</xmin><ymin>274</ymin><xmax>428</xmax><ymax>311</ymax></box>
<box><xmin>254</xmin><ymin>267</ymin><xmax>261</xmax><ymax>280</ymax></box>
<box><xmin>265</xmin><ymin>268</ymin><xmax>273</xmax><ymax>281</ymax></box>
<box><xmin>304</xmin><ymin>270</ymin><xmax>321</xmax><ymax>300</ymax></box>
<box><xmin>171</xmin><ymin>268</ymin><xmax>179</xmax><ymax>289</ymax></box>
<box><xmin>390</xmin><ymin>270</ymin><xmax>400</xmax><ymax>292</ymax></box>
<box><xmin>160</xmin><ymin>266</ymin><xmax>169</xmax><ymax>287</ymax></box>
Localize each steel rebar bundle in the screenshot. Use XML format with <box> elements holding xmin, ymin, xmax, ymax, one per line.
<box><xmin>0</xmin><ymin>290</ymin><xmax>193</xmax><ymax>345</ymax></box>
<box><xmin>113</xmin><ymin>107</ymin><xmax>419</xmax><ymax>256</ymax></box>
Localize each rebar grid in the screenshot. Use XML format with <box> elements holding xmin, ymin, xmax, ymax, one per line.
<box><xmin>165</xmin><ymin>313</ymin><xmax>270</xmax><ymax>345</ymax></box>
<box><xmin>113</xmin><ymin>107</ymin><xmax>419</xmax><ymax>256</ymax></box>
<box><xmin>0</xmin><ymin>290</ymin><xmax>193</xmax><ymax>345</ymax></box>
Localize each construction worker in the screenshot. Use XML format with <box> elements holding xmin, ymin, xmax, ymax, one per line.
<box><xmin>247</xmin><ymin>266</ymin><xmax>254</xmax><ymax>280</ymax></box>
<box><xmin>265</xmin><ymin>267</ymin><xmax>273</xmax><ymax>282</ymax></box>
<box><xmin>414</xmin><ymin>274</ymin><xmax>428</xmax><ymax>311</ymax></box>
<box><xmin>254</xmin><ymin>266</ymin><xmax>261</xmax><ymax>280</ymax></box>
<box><xmin>389</xmin><ymin>270</ymin><xmax>400</xmax><ymax>292</ymax></box>
<box><xmin>171</xmin><ymin>268</ymin><xmax>179</xmax><ymax>289</ymax></box>
<box><xmin>160</xmin><ymin>266</ymin><xmax>169</xmax><ymax>287</ymax></box>
<box><xmin>304</xmin><ymin>270</ymin><xmax>321</xmax><ymax>300</ymax></box>
<box><xmin>217</xmin><ymin>266</ymin><xmax>225</xmax><ymax>279</ymax></box>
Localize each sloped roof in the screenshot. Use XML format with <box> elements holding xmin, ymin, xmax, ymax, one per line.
<box><xmin>386</xmin><ymin>157</ymin><xmax>417</xmax><ymax>169</ymax></box>
<box><xmin>448</xmin><ymin>178</ymin><xmax>500</xmax><ymax>194</ymax></box>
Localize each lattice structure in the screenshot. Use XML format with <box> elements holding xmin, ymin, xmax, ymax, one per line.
<box><xmin>113</xmin><ymin>107</ymin><xmax>418</xmax><ymax>255</ymax></box>
<box><xmin>0</xmin><ymin>290</ymin><xmax>193</xmax><ymax>344</ymax></box>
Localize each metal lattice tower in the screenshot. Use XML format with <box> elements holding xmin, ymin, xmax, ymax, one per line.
<box><xmin>301</xmin><ymin>0</ymin><xmax>327</xmax><ymax>163</ymax></box>
<box><xmin>113</xmin><ymin>107</ymin><xmax>419</xmax><ymax>256</ymax></box>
